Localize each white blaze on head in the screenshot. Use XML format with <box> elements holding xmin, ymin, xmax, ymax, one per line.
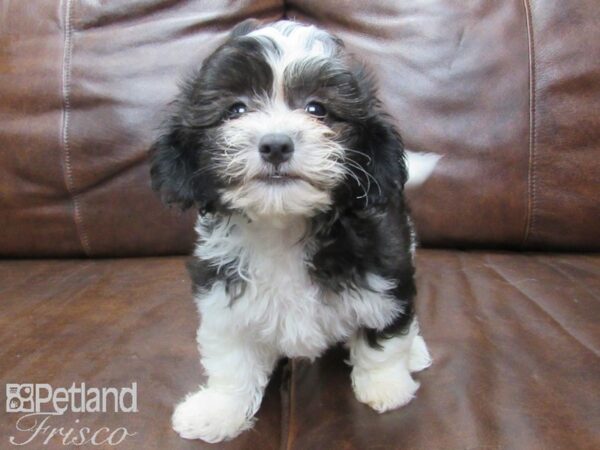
<box><xmin>248</xmin><ymin>21</ymin><xmax>338</xmax><ymax>102</ymax></box>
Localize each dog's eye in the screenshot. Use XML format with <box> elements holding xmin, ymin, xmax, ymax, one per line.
<box><xmin>228</xmin><ymin>102</ymin><xmax>247</xmax><ymax>117</ymax></box>
<box><xmin>305</xmin><ymin>102</ymin><xmax>327</xmax><ymax>118</ymax></box>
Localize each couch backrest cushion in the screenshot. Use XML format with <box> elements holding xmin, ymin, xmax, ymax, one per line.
<box><xmin>288</xmin><ymin>0</ymin><xmax>600</xmax><ymax>251</ymax></box>
<box><xmin>1</xmin><ymin>0</ymin><xmax>598</xmax><ymax>256</ymax></box>
<box><xmin>0</xmin><ymin>0</ymin><xmax>282</xmax><ymax>257</ymax></box>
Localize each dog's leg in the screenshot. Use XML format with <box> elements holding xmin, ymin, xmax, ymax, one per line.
<box><xmin>172</xmin><ymin>297</ymin><xmax>278</xmax><ymax>443</ymax></box>
<box><xmin>349</xmin><ymin>319</ymin><xmax>432</xmax><ymax>413</ymax></box>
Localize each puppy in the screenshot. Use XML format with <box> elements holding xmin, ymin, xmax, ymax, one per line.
<box><xmin>150</xmin><ymin>19</ymin><xmax>433</xmax><ymax>443</ymax></box>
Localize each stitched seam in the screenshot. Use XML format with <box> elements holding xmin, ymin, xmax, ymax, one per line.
<box><xmin>521</xmin><ymin>0</ymin><xmax>537</xmax><ymax>247</ymax></box>
<box><xmin>285</xmin><ymin>359</ymin><xmax>296</xmax><ymax>450</ymax></box>
<box><xmin>61</xmin><ymin>0</ymin><xmax>91</xmax><ymax>255</ymax></box>
<box><xmin>278</xmin><ymin>359</ymin><xmax>290</xmax><ymax>450</ymax></box>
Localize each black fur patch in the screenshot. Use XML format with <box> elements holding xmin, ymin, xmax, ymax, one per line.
<box><xmin>308</xmin><ymin>112</ymin><xmax>415</xmax><ymax>348</ymax></box>
<box><xmin>284</xmin><ymin>58</ymin><xmax>374</xmax><ymax>122</ymax></box>
<box><xmin>290</xmin><ymin>55</ymin><xmax>415</xmax><ymax>347</ymax></box>
<box><xmin>149</xmin><ymin>36</ymin><xmax>274</xmax><ymax>212</ymax></box>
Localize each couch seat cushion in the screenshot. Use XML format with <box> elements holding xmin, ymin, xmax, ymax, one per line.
<box><xmin>1</xmin><ymin>250</ymin><xmax>598</xmax><ymax>449</ymax></box>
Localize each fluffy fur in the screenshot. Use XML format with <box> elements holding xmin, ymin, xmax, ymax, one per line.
<box><xmin>150</xmin><ymin>19</ymin><xmax>433</xmax><ymax>443</ymax></box>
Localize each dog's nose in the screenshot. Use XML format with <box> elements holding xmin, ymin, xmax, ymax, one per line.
<box><xmin>259</xmin><ymin>133</ymin><xmax>294</xmax><ymax>166</ymax></box>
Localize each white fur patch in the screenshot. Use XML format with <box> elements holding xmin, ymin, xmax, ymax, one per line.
<box><xmin>216</xmin><ymin>104</ymin><xmax>345</xmax><ymax>218</ymax></box>
<box><xmin>405</xmin><ymin>150</ymin><xmax>441</xmax><ymax>188</ymax></box>
<box><xmin>249</xmin><ymin>21</ymin><xmax>338</xmax><ymax>102</ymax></box>
<box><xmin>350</xmin><ymin>320</ymin><xmax>432</xmax><ymax>412</ymax></box>
<box><xmin>172</xmin><ymin>388</ymin><xmax>255</xmax><ymax>442</ymax></box>
<box><xmin>194</xmin><ymin>214</ymin><xmax>402</xmax><ymax>358</ymax></box>
<box><xmin>173</xmin><ymin>213</ymin><xmax>417</xmax><ymax>442</ymax></box>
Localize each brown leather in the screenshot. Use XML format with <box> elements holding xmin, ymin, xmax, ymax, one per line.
<box><xmin>1</xmin><ymin>250</ymin><xmax>598</xmax><ymax>448</ymax></box>
<box><xmin>286</xmin><ymin>250</ymin><xmax>600</xmax><ymax>449</ymax></box>
<box><xmin>0</xmin><ymin>0</ymin><xmax>283</xmax><ymax>257</ymax></box>
<box><xmin>0</xmin><ymin>257</ymin><xmax>282</xmax><ymax>449</ymax></box>
<box><xmin>288</xmin><ymin>0</ymin><xmax>600</xmax><ymax>250</ymax></box>
<box><xmin>1</xmin><ymin>1</ymin><xmax>599</xmax><ymax>256</ymax></box>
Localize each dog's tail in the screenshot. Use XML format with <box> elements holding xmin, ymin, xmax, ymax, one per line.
<box><xmin>404</xmin><ymin>150</ymin><xmax>441</xmax><ymax>188</ymax></box>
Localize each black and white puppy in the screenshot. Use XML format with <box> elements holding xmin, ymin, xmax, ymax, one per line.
<box><xmin>150</xmin><ymin>19</ymin><xmax>434</xmax><ymax>443</ymax></box>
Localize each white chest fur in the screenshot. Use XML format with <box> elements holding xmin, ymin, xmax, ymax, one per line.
<box><xmin>193</xmin><ymin>214</ymin><xmax>402</xmax><ymax>359</ymax></box>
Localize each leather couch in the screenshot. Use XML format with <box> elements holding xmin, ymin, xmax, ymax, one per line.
<box><xmin>1</xmin><ymin>1</ymin><xmax>598</xmax><ymax>449</ymax></box>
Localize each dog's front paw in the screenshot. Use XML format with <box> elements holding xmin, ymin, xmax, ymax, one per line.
<box><xmin>172</xmin><ymin>388</ymin><xmax>254</xmax><ymax>443</ymax></box>
<box><xmin>351</xmin><ymin>365</ymin><xmax>420</xmax><ymax>413</ymax></box>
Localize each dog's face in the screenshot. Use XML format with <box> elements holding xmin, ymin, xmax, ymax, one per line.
<box><xmin>151</xmin><ymin>20</ymin><xmax>406</xmax><ymax>219</ymax></box>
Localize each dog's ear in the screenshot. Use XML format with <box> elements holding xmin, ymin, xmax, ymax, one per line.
<box><xmin>348</xmin><ymin>114</ymin><xmax>407</xmax><ymax>208</ymax></box>
<box><xmin>230</xmin><ymin>18</ymin><xmax>261</xmax><ymax>38</ymax></box>
<box><xmin>149</xmin><ymin>119</ymin><xmax>218</xmax><ymax>212</ymax></box>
